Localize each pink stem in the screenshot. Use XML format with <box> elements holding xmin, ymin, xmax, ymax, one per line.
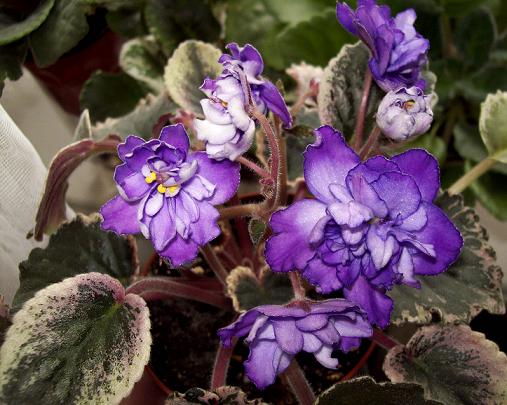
<box><xmin>237</xmin><ymin>156</ymin><xmax>271</xmax><ymax>179</ymax></box>
<box><xmin>371</xmin><ymin>328</ymin><xmax>401</xmax><ymax>351</ymax></box>
<box><xmin>282</xmin><ymin>361</ymin><xmax>315</xmax><ymax>405</ymax></box>
<box><xmin>126</xmin><ymin>277</ymin><xmax>230</xmax><ymax>309</ymax></box>
<box><xmin>210</xmin><ymin>341</ymin><xmax>236</xmax><ymax>389</ymax></box>
<box><xmin>353</xmin><ymin>69</ymin><xmax>373</xmax><ymax>151</ymax></box>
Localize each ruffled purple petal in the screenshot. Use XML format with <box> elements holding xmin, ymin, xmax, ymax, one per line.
<box><xmin>187</xmin><ymin>152</ymin><xmax>240</xmax><ymax>205</ymax></box>
<box><xmin>391</xmin><ymin>149</ymin><xmax>439</xmax><ymax>202</ymax></box>
<box><xmin>244</xmin><ymin>339</ymin><xmax>290</xmax><ymax>390</ymax></box>
<box><xmin>158</xmin><ymin>124</ymin><xmax>190</xmax><ymax>154</ymax></box>
<box><xmin>189</xmin><ymin>201</ymin><xmax>221</xmax><ymax>245</ymax></box>
<box><xmin>304</xmin><ymin>126</ymin><xmax>360</xmax><ymax>204</ymax></box>
<box><xmin>344</xmin><ymin>276</ymin><xmax>393</xmax><ymax>328</ymax></box>
<box><xmin>158</xmin><ymin>233</ymin><xmax>200</xmax><ymax>267</ymax></box>
<box><xmin>266</xmin><ymin>199</ymin><xmax>327</xmax><ymax>272</ymax></box>
<box><xmin>411</xmin><ymin>202</ymin><xmax>463</xmax><ymax>276</ymax></box>
<box><xmin>114</xmin><ymin>163</ymin><xmax>152</xmax><ymax>201</ymax></box>
<box><xmin>149</xmin><ymin>197</ymin><xmax>176</xmax><ymax>251</ymax></box>
<box><xmin>336</xmin><ymin>2</ymin><xmax>358</xmax><ymax>35</ymax></box>
<box><xmin>371</xmin><ymin>171</ymin><xmax>421</xmax><ymax>219</ymax></box>
<box><xmin>100</xmin><ymin>195</ymin><xmax>140</xmax><ymax>235</ymax></box>
<box><xmin>258</xmin><ymin>81</ymin><xmax>292</xmax><ymax>128</ymax></box>
<box><xmin>218</xmin><ymin>309</ymin><xmax>261</xmax><ymax>346</ymax></box>
<box><xmin>302</xmin><ymin>257</ymin><xmax>343</xmax><ymax>294</ymax></box>
<box><xmin>272</xmin><ymin>320</ymin><xmax>303</xmax><ymax>354</ymax></box>
<box><xmin>118</xmin><ymin>135</ymin><xmax>145</xmax><ymax>162</ymax></box>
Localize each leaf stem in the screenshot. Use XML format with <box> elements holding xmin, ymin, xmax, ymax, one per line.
<box><xmin>250</xmin><ymin>107</ymin><xmax>281</xmax><ymax>207</ymax></box>
<box><xmin>359</xmin><ymin>125</ymin><xmax>382</xmax><ymax>160</ymax></box>
<box><xmin>278</xmin><ymin>119</ymin><xmax>289</xmax><ymax>206</ymax></box>
<box><xmin>289</xmin><ymin>272</ymin><xmax>306</xmax><ymax>300</ymax></box>
<box><xmin>290</xmin><ymin>88</ymin><xmax>317</xmax><ymax>118</ymax></box>
<box><xmin>353</xmin><ymin>69</ymin><xmax>373</xmax><ymax>152</ymax></box>
<box><xmin>448</xmin><ymin>157</ymin><xmax>496</xmax><ymax>195</ymax></box>
<box><xmin>126</xmin><ymin>278</ymin><xmax>230</xmax><ymax>309</ymax></box>
<box><xmin>219</xmin><ymin>203</ymin><xmax>260</xmax><ymax>220</ymax></box>
<box><xmin>210</xmin><ymin>341</ymin><xmax>236</xmax><ymax>389</ymax></box>
<box><xmin>201</xmin><ymin>244</ymin><xmax>230</xmax><ymax>288</ymax></box>
<box><xmin>371</xmin><ymin>328</ymin><xmax>401</xmax><ymax>351</ymax></box>
<box><xmin>282</xmin><ymin>360</ymin><xmax>315</xmax><ymax>405</ymax></box>
<box><xmin>341</xmin><ymin>341</ymin><xmax>376</xmax><ymax>381</ymax></box>
<box><xmin>237</xmin><ymin>156</ymin><xmax>271</xmax><ymax>179</ymax></box>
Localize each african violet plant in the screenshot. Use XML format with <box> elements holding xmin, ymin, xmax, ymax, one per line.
<box><xmin>1</xmin><ymin>0</ymin><xmax>507</xmax><ymax>404</ymax></box>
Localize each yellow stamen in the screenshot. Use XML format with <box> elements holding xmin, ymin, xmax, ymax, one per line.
<box><xmin>220</xmin><ymin>100</ymin><xmax>228</xmax><ymax>108</ymax></box>
<box><xmin>168</xmin><ymin>185</ymin><xmax>179</xmax><ymax>194</ymax></box>
<box><xmin>157</xmin><ymin>184</ymin><xmax>167</xmax><ymax>193</ymax></box>
<box><xmin>403</xmin><ymin>100</ymin><xmax>416</xmax><ymax>110</ymax></box>
<box><xmin>145</xmin><ymin>171</ymin><xmax>157</xmax><ymax>184</ymax></box>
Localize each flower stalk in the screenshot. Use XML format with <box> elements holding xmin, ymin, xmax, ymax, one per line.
<box><xmin>211</xmin><ymin>341</ymin><xmax>236</xmax><ymax>389</ymax></box>
<box><xmin>448</xmin><ymin>157</ymin><xmax>496</xmax><ymax>195</ymax></box>
<box><xmin>282</xmin><ymin>361</ymin><xmax>316</xmax><ymax>405</ymax></box>
<box><xmin>353</xmin><ymin>69</ymin><xmax>373</xmax><ymax>151</ymax></box>
<box><xmin>371</xmin><ymin>328</ymin><xmax>401</xmax><ymax>351</ymax></box>
<box><xmin>200</xmin><ymin>244</ymin><xmax>230</xmax><ymax>288</ymax></box>
<box><xmin>219</xmin><ymin>203</ymin><xmax>260</xmax><ymax>221</ymax></box>
<box><xmin>237</xmin><ymin>156</ymin><xmax>271</xmax><ymax>179</ymax></box>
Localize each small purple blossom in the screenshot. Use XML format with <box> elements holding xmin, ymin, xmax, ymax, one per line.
<box><xmin>218</xmin><ymin>299</ymin><xmax>372</xmax><ymax>389</ymax></box>
<box><xmin>195</xmin><ymin>43</ymin><xmax>291</xmax><ymax>161</ymax></box>
<box><xmin>265</xmin><ymin>126</ymin><xmax>463</xmax><ymax>327</ymax></box>
<box><xmin>336</xmin><ymin>0</ymin><xmax>429</xmax><ymax>92</ymax></box>
<box><xmin>376</xmin><ymin>87</ymin><xmax>433</xmax><ymax>141</ymax></box>
<box><xmin>100</xmin><ymin>124</ymin><xmax>240</xmax><ymax>266</ymax></box>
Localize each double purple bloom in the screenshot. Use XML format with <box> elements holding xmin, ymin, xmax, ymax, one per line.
<box><xmin>337</xmin><ymin>0</ymin><xmax>429</xmax><ymax>92</ymax></box>
<box><xmin>218</xmin><ymin>299</ymin><xmax>371</xmax><ymax>389</ymax></box>
<box><xmin>195</xmin><ymin>43</ymin><xmax>291</xmax><ymax>161</ymax></box>
<box><xmin>100</xmin><ymin>124</ymin><xmax>240</xmax><ymax>266</ymax></box>
<box><xmin>266</xmin><ymin>126</ymin><xmax>463</xmax><ymax>327</ymax></box>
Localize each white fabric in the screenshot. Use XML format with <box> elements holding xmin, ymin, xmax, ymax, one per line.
<box><xmin>0</xmin><ymin>104</ymin><xmax>48</xmax><ymax>304</ymax></box>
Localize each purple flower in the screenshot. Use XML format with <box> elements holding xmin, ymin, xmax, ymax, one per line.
<box><xmin>219</xmin><ymin>43</ymin><xmax>292</xmax><ymax>128</ymax></box>
<box><xmin>336</xmin><ymin>0</ymin><xmax>429</xmax><ymax>92</ymax></box>
<box><xmin>194</xmin><ymin>75</ymin><xmax>256</xmax><ymax>161</ymax></box>
<box><xmin>376</xmin><ymin>87</ymin><xmax>433</xmax><ymax>141</ymax></box>
<box><xmin>218</xmin><ymin>299</ymin><xmax>372</xmax><ymax>389</ymax></box>
<box><xmin>100</xmin><ymin>124</ymin><xmax>240</xmax><ymax>266</ymax></box>
<box><xmin>265</xmin><ymin>126</ymin><xmax>463</xmax><ymax>327</ymax></box>
<box><xmin>194</xmin><ymin>44</ymin><xmax>291</xmax><ymax>161</ymax></box>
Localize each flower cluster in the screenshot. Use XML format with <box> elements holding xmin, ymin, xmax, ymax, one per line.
<box><xmin>266</xmin><ymin>126</ymin><xmax>463</xmax><ymax>327</ymax></box>
<box><xmin>218</xmin><ymin>299</ymin><xmax>372</xmax><ymax>389</ymax></box>
<box><xmin>376</xmin><ymin>87</ymin><xmax>433</xmax><ymax>141</ymax></box>
<box><xmin>337</xmin><ymin>0</ymin><xmax>429</xmax><ymax>92</ymax></box>
<box><xmin>100</xmin><ymin>124</ymin><xmax>240</xmax><ymax>266</ymax></box>
<box><xmin>194</xmin><ymin>43</ymin><xmax>291</xmax><ymax>161</ymax></box>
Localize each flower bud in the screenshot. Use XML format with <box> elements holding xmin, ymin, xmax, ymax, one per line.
<box><xmin>376</xmin><ymin>87</ymin><xmax>433</xmax><ymax>141</ymax></box>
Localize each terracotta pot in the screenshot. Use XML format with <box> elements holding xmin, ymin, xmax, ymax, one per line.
<box><xmin>121</xmin><ymin>366</ymin><xmax>170</xmax><ymax>405</ymax></box>
<box><xmin>25</xmin><ymin>29</ymin><xmax>123</xmax><ymax>115</ymax></box>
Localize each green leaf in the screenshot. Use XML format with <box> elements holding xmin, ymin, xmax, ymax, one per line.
<box><xmin>225</xmin><ymin>0</ymin><xmax>285</xmax><ymax>69</ymax></box>
<box><xmin>0</xmin><ymin>272</ymin><xmax>150</xmax><ymax>404</ymax></box>
<box><xmin>13</xmin><ymin>214</ymin><xmax>138</xmax><ymax>313</ymax></box>
<box><xmin>459</xmin><ymin>64</ymin><xmax>507</xmax><ymax>104</ymax></box>
<box><xmin>83</xmin><ymin>0</ymin><xmax>142</xmax><ymax>11</ymax></box>
<box><xmin>106</xmin><ymin>8</ymin><xmax>146</xmax><ymax>38</ymax></box>
<box><xmin>389</xmin><ymin>193</ymin><xmax>505</xmax><ymax>325</ymax></box>
<box><xmin>80</xmin><ymin>70</ymin><xmax>150</xmax><ymax>122</ymax></box>
<box><xmin>119</xmin><ymin>35</ymin><xmax>165</xmax><ymax>93</ymax></box>
<box><xmin>91</xmin><ymin>92</ymin><xmax>176</xmax><ymax>140</ymax></box>
<box><xmin>455</xmin><ymin>8</ymin><xmax>496</xmax><ymax>67</ymax></box>
<box><xmin>167</xmin><ymin>386</ymin><xmax>268</xmax><ymax>404</ymax></box>
<box><xmin>384</xmin><ymin>324</ymin><xmax>507</xmax><ymax>405</ymax></box>
<box><xmin>248</xmin><ymin>219</ymin><xmax>267</xmax><ymax>247</ymax></box>
<box><xmin>262</xmin><ymin>0</ymin><xmax>332</xmax><ymax>25</ymax></box>
<box><xmin>226</xmin><ymin>267</ymin><xmax>293</xmax><ymax>312</ymax></box>
<box><xmin>144</xmin><ymin>0</ymin><xmax>220</xmax><ymax>55</ymax></box>
<box><xmin>315</xmin><ymin>376</ymin><xmax>441</xmax><ymax>405</ymax></box>
<box><xmin>73</xmin><ymin>109</ymin><xmax>93</xmax><ymax>140</ymax></box>
<box><xmin>479</xmin><ymin>90</ymin><xmax>507</xmax><ymax>163</ymax></box>
<box><xmin>0</xmin><ymin>40</ymin><xmax>27</xmax><ymax>95</ymax></box>
<box><xmin>163</xmin><ymin>40</ymin><xmax>222</xmax><ymax>114</ymax></box>
<box><xmin>453</xmin><ymin>121</ymin><xmax>507</xmax><ymax>175</ymax></box>
<box><xmin>0</xmin><ymin>296</ymin><xmax>9</xmax><ymax>346</ymax></box>
<box><xmin>0</xmin><ymin>0</ymin><xmax>55</xmax><ymax>45</ymax></box>
<box><xmin>285</xmin><ymin>128</ymin><xmax>315</xmax><ymax>181</ymax></box>
<box><xmin>437</xmin><ymin>0</ymin><xmax>489</xmax><ymax>17</ymax></box>
<box><xmin>29</xmin><ymin>0</ymin><xmax>89</xmax><ymax>67</ymax></box>
<box><xmin>269</xmin><ymin>9</ymin><xmax>353</xmax><ymax>69</ymax></box>
<box><xmin>393</xmin><ymin>133</ymin><xmax>447</xmax><ymax>165</ymax></box>
<box><xmin>317</xmin><ymin>42</ymin><xmax>384</xmax><ymax>138</ymax></box>
<box><xmin>467</xmin><ymin>161</ymin><xmax>507</xmax><ymax>221</ymax></box>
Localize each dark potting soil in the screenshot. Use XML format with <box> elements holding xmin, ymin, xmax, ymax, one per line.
<box><xmin>149</xmin><ymin>299</ymin><xmax>374</xmax><ymax>404</ymax></box>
